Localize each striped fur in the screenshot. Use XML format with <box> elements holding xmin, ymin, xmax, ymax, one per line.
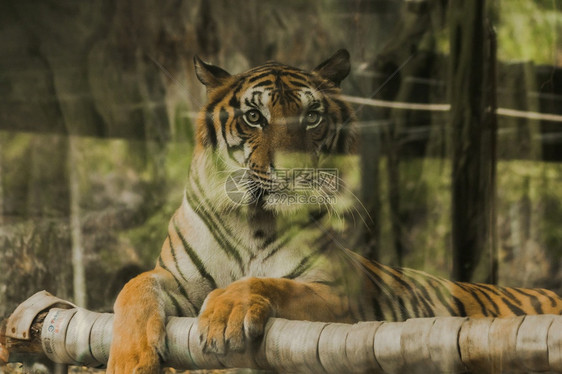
<box><xmin>107</xmin><ymin>50</ymin><xmax>562</xmax><ymax>372</ymax></box>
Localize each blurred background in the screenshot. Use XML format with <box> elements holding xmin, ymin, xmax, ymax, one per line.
<box><xmin>1</xmin><ymin>0</ymin><xmax>562</xmax><ymax>323</ymax></box>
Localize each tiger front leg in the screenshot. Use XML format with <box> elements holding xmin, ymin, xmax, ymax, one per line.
<box><xmin>107</xmin><ymin>268</ymin><xmax>191</xmax><ymax>374</ymax></box>
<box><xmin>198</xmin><ymin>277</ymin><xmax>354</xmax><ymax>354</ymax></box>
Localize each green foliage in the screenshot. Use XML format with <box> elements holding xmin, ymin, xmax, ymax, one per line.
<box><xmin>172</xmin><ymin>103</ymin><xmax>195</xmax><ymax>143</ymax></box>
<box><xmin>497</xmin><ymin>0</ymin><xmax>562</xmax><ymax>64</ymax></box>
<box><xmin>121</xmin><ymin>139</ymin><xmax>193</xmax><ymax>267</ymax></box>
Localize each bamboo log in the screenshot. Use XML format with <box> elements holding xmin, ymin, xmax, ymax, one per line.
<box><xmin>2</xmin><ymin>293</ymin><xmax>562</xmax><ymax>373</ymax></box>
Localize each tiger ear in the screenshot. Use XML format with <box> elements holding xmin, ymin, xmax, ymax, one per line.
<box><xmin>313</xmin><ymin>49</ymin><xmax>351</xmax><ymax>87</ymax></box>
<box><xmin>194</xmin><ymin>56</ymin><xmax>231</xmax><ymax>89</ymax></box>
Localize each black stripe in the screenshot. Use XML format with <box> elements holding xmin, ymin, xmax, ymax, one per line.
<box><xmin>358</xmin><ymin>261</ymin><xmax>407</xmax><ymax>321</ymax></box>
<box><xmin>243</xmin><ymin>144</ymin><xmax>259</xmax><ymax>165</ymax></box>
<box><xmin>361</xmin><ymin>263</ymin><xmax>398</xmax><ymax>318</ymax></box>
<box><xmin>333</xmin><ymin>99</ymin><xmax>352</xmax><ymax>124</ymax></box>
<box><xmin>165</xmin><ymin>291</ymin><xmax>182</xmax><ymax>316</ymax></box>
<box><xmin>501</xmin><ymin>297</ymin><xmax>526</xmax><ymax>316</ymax></box>
<box><xmin>244</xmin><ymin>98</ymin><xmax>257</xmax><ymax>109</ymax></box>
<box><xmin>227</xmin><ymin>144</ymin><xmax>244</xmax><ymax>163</ymax></box>
<box><xmin>158</xmin><ymin>254</ymin><xmax>190</xmax><ymax>300</ymax></box>
<box><xmin>452</xmin><ymin>295</ymin><xmax>468</xmax><ymax>317</ymax></box>
<box><xmin>190</xmin><ymin>173</ymin><xmax>247</xmax><ymax>255</ymax></box>
<box><xmin>422</xmin><ymin>300</ymin><xmax>436</xmax><ymax>318</ymax></box>
<box><xmin>471</xmin><ymin>285</ymin><xmax>500</xmax><ymax>316</ymax></box>
<box><xmin>283</xmin><ymin>238</ymin><xmax>332</xmax><ymax>279</ymax></box>
<box><xmin>252</xmin><ymin>80</ymin><xmax>274</xmax><ymax>88</ymax></box>
<box><xmin>414</xmin><ymin>288</ymin><xmax>435</xmax><ymax>317</ymax></box>
<box><xmin>535</xmin><ymin>288</ymin><xmax>558</xmax><ymax>308</ymax></box>
<box><xmin>251</xmin><ymin>91</ymin><xmax>264</xmax><ymax>107</ymax></box>
<box><xmin>228</xmin><ymin>95</ymin><xmax>242</xmax><ymax>118</ymax></box>
<box><xmin>261</xmin><ymin>235</ymin><xmax>277</xmax><ymax>250</ymax></box>
<box><xmin>427</xmin><ymin>278</ymin><xmax>468</xmax><ymax>317</ymax></box>
<box><xmin>201</xmin><ymin>79</ymin><xmax>245</xmax><ymax>149</ymax></box>
<box><xmin>230</xmin><ymin>79</ymin><xmax>246</xmax><ymax>99</ymax></box>
<box><xmin>168</xmin><ymin>291</ymin><xmax>185</xmax><ymax>316</ymax></box>
<box><xmin>426</xmin><ymin>278</ymin><xmax>460</xmax><ymax>316</ymax></box>
<box><xmin>311</xmin><ymin>279</ymin><xmax>339</xmax><ymax>287</ymax></box>
<box><xmin>370</xmin><ymin>294</ymin><xmax>385</xmax><ymax>321</ymax></box>
<box><xmin>247</xmin><ymin>65</ymin><xmax>303</xmax><ymax>77</ymax></box>
<box><xmin>219</xmin><ymin>107</ymin><xmax>230</xmax><ymax>145</ymax></box>
<box><xmin>204</xmin><ymin>112</ymin><xmax>218</xmax><ymax>148</ymax></box>
<box><xmin>280</xmin><ymin>71</ymin><xmax>311</xmax><ymax>81</ymax></box>
<box><xmin>166</xmin><ymin>236</ymin><xmax>191</xmax><ymax>285</ymax></box>
<box><xmin>456</xmin><ymin>283</ymin><xmax>489</xmax><ymax>317</ymax></box>
<box><xmin>288</xmin><ymin>79</ymin><xmax>311</xmax><ymax>88</ymax></box>
<box><xmin>501</xmin><ymin>287</ymin><xmax>523</xmax><ymax>306</ymax></box>
<box><xmin>157</xmin><ymin>255</ymin><xmax>199</xmax><ymax>314</ymax></box>
<box><xmin>248</xmin><ymin>71</ymin><xmax>274</xmax><ymax>83</ymax></box>
<box><xmin>263</xmin><ymin>219</ymin><xmax>317</xmax><ymax>260</ymax></box>
<box><xmin>474</xmin><ymin>283</ymin><xmax>502</xmax><ymax>296</ymax></box>
<box><xmin>157</xmin><ymin>258</ymin><xmax>182</xmax><ymax>316</ymax></box>
<box><xmin>389</xmin><ymin>301</ymin><xmax>398</xmax><ymax>321</ymax></box>
<box><xmin>270</xmin><ymin>91</ymin><xmax>280</xmax><ymax>106</ymax></box>
<box><xmin>393</xmin><ymin>269</ymin><xmax>422</xmax><ymax>318</ymax></box>
<box><xmin>511</xmin><ymin>288</ymin><xmax>544</xmax><ymax>314</ymax></box>
<box><xmin>184</xmin><ymin>184</ymin><xmax>245</xmax><ymax>271</ymax></box>
<box><xmin>263</xmin><ymin>234</ymin><xmax>294</xmax><ymax>261</ymax></box>
<box><xmin>369</xmin><ymin>262</ymin><xmax>424</xmax><ymax>317</ymax></box>
<box><xmin>189</xmin><ymin>172</ymin><xmax>246</xmax><ymax>253</ymax></box>
<box><xmin>400</xmin><ymin>272</ymin><xmax>436</xmax><ymax>317</ymax></box>
<box><xmin>397</xmin><ymin>296</ymin><xmax>410</xmax><ymax>320</ymax></box>
<box><xmin>234</xmin><ymin>117</ymin><xmax>248</xmax><ymax>139</ymax></box>
<box><xmin>173</xmin><ymin>222</ymin><xmax>217</xmax><ymax>289</ymax></box>
<box><xmin>284</xmin><ymin>254</ymin><xmax>314</xmax><ymax>279</ymax></box>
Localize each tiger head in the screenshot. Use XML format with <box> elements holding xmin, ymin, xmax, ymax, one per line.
<box><xmin>192</xmin><ymin>50</ymin><xmax>357</xmax><ymax>213</ymax></box>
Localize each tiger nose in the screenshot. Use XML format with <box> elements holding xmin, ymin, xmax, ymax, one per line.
<box><xmin>272</xmin><ymin>119</ymin><xmax>308</xmax><ymax>151</ymax></box>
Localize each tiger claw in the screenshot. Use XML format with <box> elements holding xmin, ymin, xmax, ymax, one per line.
<box><xmin>198</xmin><ymin>279</ymin><xmax>273</xmax><ymax>354</ymax></box>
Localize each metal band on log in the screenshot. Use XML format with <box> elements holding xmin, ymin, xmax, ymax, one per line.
<box><xmin>2</xmin><ymin>292</ymin><xmax>562</xmax><ymax>373</ymax></box>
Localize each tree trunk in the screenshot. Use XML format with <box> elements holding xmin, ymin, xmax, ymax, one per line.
<box><xmin>449</xmin><ymin>0</ymin><xmax>498</xmax><ymax>282</ymax></box>
<box><xmin>68</xmin><ymin>136</ymin><xmax>87</xmax><ymax>308</ymax></box>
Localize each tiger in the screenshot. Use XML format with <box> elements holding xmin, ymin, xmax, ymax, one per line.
<box><xmin>107</xmin><ymin>49</ymin><xmax>562</xmax><ymax>373</ymax></box>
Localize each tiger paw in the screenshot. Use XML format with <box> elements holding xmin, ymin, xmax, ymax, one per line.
<box><xmin>107</xmin><ymin>274</ymin><xmax>167</xmax><ymax>374</ymax></box>
<box><xmin>198</xmin><ymin>278</ymin><xmax>274</xmax><ymax>354</ymax></box>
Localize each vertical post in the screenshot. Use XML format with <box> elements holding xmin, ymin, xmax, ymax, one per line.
<box><xmin>54</xmin><ymin>363</ymin><xmax>69</xmax><ymax>374</ymax></box>
<box><xmin>0</xmin><ymin>135</ymin><xmax>3</xmax><ymax>227</ymax></box>
<box><xmin>359</xmin><ymin>123</ymin><xmax>381</xmax><ymax>260</ymax></box>
<box><xmin>448</xmin><ymin>0</ymin><xmax>497</xmax><ymax>282</ymax></box>
<box><xmin>68</xmin><ymin>136</ymin><xmax>87</xmax><ymax>308</ymax></box>
<box><xmin>486</xmin><ymin>23</ymin><xmax>498</xmax><ymax>285</ymax></box>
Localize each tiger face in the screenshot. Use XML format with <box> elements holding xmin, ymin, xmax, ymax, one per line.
<box><xmin>193</xmin><ymin>50</ymin><xmax>356</xmax><ymax>212</ymax></box>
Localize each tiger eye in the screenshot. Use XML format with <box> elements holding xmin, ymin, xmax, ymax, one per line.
<box><xmin>304</xmin><ymin>111</ymin><xmax>321</xmax><ymax>128</ymax></box>
<box><xmin>244</xmin><ymin>110</ymin><xmax>263</xmax><ymax>126</ymax></box>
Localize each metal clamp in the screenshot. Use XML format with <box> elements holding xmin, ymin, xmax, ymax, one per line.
<box><xmin>6</xmin><ymin>291</ymin><xmax>76</xmax><ymax>340</ymax></box>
